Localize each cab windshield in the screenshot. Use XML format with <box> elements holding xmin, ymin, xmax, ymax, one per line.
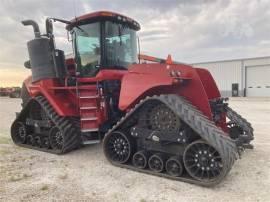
<box><xmin>73</xmin><ymin>21</ymin><xmax>137</xmax><ymax>77</ymax></box>
<box><xmin>104</xmin><ymin>21</ymin><xmax>137</xmax><ymax>69</ymax></box>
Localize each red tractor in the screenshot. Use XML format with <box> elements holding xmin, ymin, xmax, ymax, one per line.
<box><xmin>11</xmin><ymin>11</ymin><xmax>254</xmax><ymax>186</ymax></box>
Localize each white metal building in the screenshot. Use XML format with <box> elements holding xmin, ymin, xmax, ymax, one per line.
<box><xmin>192</xmin><ymin>56</ymin><xmax>270</xmax><ymax>97</ymax></box>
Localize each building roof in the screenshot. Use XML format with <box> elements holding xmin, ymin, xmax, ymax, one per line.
<box><xmin>192</xmin><ymin>56</ymin><xmax>270</xmax><ymax>65</ymax></box>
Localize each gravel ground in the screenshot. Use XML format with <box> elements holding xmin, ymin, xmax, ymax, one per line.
<box><xmin>0</xmin><ymin>97</ymin><xmax>269</xmax><ymax>202</ymax></box>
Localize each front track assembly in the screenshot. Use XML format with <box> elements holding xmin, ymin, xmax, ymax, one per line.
<box><xmin>11</xmin><ymin>96</ymin><xmax>81</xmax><ymax>154</ymax></box>
<box><xmin>225</xmin><ymin>106</ymin><xmax>254</xmax><ymax>150</ymax></box>
<box><xmin>103</xmin><ymin>95</ymin><xmax>239</xmax><ymax>187</ymax></box>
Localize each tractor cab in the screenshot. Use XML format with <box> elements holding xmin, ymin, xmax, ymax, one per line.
<box><xmin>67</xmin><ymin>11</ymin><xmax>140</xmax><ymax>77</ymax></box>
<box><xmin>22</xmin><ymin>11</ymin><xmax>140</xmax><ymax>82</ymax></box>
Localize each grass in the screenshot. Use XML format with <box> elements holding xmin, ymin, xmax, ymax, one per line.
<box><xmin>40</xmin><ymin>184</ymin><xmax>49</xmax><ymax>191</ymax></box>
<box><xmin>8</xmin><ymin>173</ymin><xmax>31</xmax><ymax>182</ymax></box>
<box><xmin>0</xmin><ymin>149</ymin><xmax>12</xmax><ymax>155</ymax></box>
<box><xmin>0</xmin><ymin>136</ymin><xmax>10</xmax><ymax>145</ymax></box>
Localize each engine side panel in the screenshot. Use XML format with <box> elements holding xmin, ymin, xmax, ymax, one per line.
<box><xmin>23</xmin><ymin>77</ymin><xmax>79</xmax><ymax>116</ymax></box>
<box><xmin>119</xmin><ymin>63</ymin><xmax>215</xmax><ymax>120</ymax></box>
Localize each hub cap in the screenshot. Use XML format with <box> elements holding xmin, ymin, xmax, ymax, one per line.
<box><xmin>133</xmin><ymin>151</ymin><xmax>148</xmax><ymax>169</ymax></box>
<box><xmin>148</xmin><ymin>154</ymin><xmax>164</xmax><ymax>173</ymax></box>
<box><xmin>166</xmin><ymin>157</ymin><xmax>183</xmax><ymax>177</ymax></box>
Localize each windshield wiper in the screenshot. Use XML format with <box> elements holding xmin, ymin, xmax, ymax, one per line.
<box><xmin>75</xmin><ymin>25</ymin><xmax>89</xmax><ymax>36</ymax></box>
<box><xmin>118</xmin><ymin>25</ymin><xmax>123</xmax><ymax>45</ymax></box>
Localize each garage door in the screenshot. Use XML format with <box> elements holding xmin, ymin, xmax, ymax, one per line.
<box><xmin>246</xmin><ymin>65</ymin><xmax>270</xmax><ymax>97</ymax></box>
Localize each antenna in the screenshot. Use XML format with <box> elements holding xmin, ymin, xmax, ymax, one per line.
<box><xmin>137</xmin><ymin>36</ymin><xmax>141</xmax><ymax>64</ymax></box>
<box><xmin>72</xmin><ymin>0</ymin><xmax>77</xmax><ymax>18</ymax></box>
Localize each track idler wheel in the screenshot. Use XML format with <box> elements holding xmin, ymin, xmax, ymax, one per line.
<box><xmin>132</xmin><ymin>151</ymin><xmax>149</xmax><ymax>169</ymax></box>
<box><xmin>148</xmin><ymin>153</ymin><xmax>166</xmax><ymax>173</ymax></box>
<box><xmin>103</xmin><ymin>131</ymin><xmax>134</xmax><ymax>164</ymax></box>
<box><xmin>11</xmin><ymin>122</ymin><xmax>27</xmax><ymax>144</ymax></box>
<box><xmin>183</xmin><ymin>140</ymin><xmax>225</xmax><ymax>182</ymax></box>
<box><xmin>49</xmin><ymin>127</ymin><xmax>64</xmax><ymax>151</ymax></box>
<box><xmin>165</xmin><ymin>156</ymin><xmax>184</xmax><ymax>177</ymax></box>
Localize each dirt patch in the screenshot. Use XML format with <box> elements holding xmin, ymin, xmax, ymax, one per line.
<box><xmin>0</xmin><ymin>97</ymin><xmax>270</xmax><ymax>202</ymax></box>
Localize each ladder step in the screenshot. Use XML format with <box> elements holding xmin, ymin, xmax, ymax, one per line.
<box><xmin>83</xmin><ymin>140</ymin><xmax>101</xmax><ymax>145</ymax></box>
<box><xmin>81</xmin><ymin>117</ymin><xmax>98</xmax><ymax>121</ymax></box>
<box><xmin>79</xmin><ymin>95</ymin><xmax>99</xmax><ymax>99</ymax></box>
<box><xmin>80</xmin><ymin>106</ymin><xmax>97</xmax><ymax>110</ymax></box>
<box><xmin>81</xmin><ymin>128</ymin><xmax>99</xmax><ymax>132</ymax></box>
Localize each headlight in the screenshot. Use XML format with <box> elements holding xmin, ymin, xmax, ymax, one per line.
<box><xmin>176</xmin><ymin>70</ymin><xmax>181</xmax><ymax>77</ymax></box>
<box><xmin>170</xmin><ymin>70</ymin><xmax>177</xmax><ymax>77</ymax></box>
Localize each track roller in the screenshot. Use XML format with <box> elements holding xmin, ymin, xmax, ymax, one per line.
<box><xmin>165</xmin><ymin>156</ymin><xmax>183</xmax><ymax>177</ymax></box>
<box><xmin>103</xmin><ymin>131</ymin><xmax>134</xmax><ymax>164</ymax></box>
<box><xmin>26</xmin><ymin>135</ymin><xmax>34</xmax><ymax>146</ymax></box>
<box><xmin>148</xmin><ymin>153</ymin><xmax>166</xmax><ymax>173</ymax></box>
<box><xmin>34</xmin><ymin>136</ymin><xmax>42</xmax><ymax>147</ymax></box>
<box><xmin>41</xmin><ymin>137</ymin><xmax>51</xmax><ymax>149</ymax></box>
<box><xmin>132</xmin><ymin>150</ymin><xmax>149</xmax><ymax>169</ymax></box>
<box><xmin>183</xmin><ymin>140</ymin><xmax>225</xmax><ymax>182</ymax></box>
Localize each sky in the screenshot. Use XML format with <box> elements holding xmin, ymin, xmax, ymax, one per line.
<box><xmin>0</xmin><ymin>0</ymin><xmax>269</xmax><ymax>86</ymax></box>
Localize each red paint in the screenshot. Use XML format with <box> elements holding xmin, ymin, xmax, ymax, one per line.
<box><xmin>23</xmin><ymin>60</ymin><xmax>228</xmax><ymax>132</ymax></box>
<box><xmin>66</xmin><ymin>11</ymin><xmax>140</xmax><ymax>31</ymax></box>
<box><xmin>22</xmin><ymin>10</ymin><xmax>228</xmax><ymax>133</ymax></box>
<box><xmin>119</xmin><ymin>63</ymin><xmax>220</xmax><ymax>122</ymax></box>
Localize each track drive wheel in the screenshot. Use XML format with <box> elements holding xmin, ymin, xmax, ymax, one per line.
<box><xmin>103</xmin><ymin>131</ymin><xmax>134</xmax><ymax>164</ymax></box>
<box><xmin>147</xmin><ymin>103</ymin><xmax>181</xmax><ymax>133</ymax></box>
<box><xmin>132</xmin><ymin>151</ymin><xmax>149</xmax><ymax>169</ymax></box>
<box><xmin>148</xmin><ymin>153</ymin><xmax>165</xmax><ymax>173</ymax></box>
<box><xmin>166</xmin><ymin>156</ymin><xmax>184</xmax><ymax>177</ymax></box>
<box><xmin>49</xmin><ymin>126</ymin><xmax>64</xmax><ymax>151</ymax></box>
<box><xmin>11</xmin><ymin>122</ymin><xmax>27</xmax><ymax>144</ymax></box>
<box><xmin>183</xmin><ymin>140</ymin><xmax>225</xmax><ymax>182</ymax></box>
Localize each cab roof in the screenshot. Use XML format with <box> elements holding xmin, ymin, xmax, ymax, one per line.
<box><xmin>66</xmin><ymin>11</ymin><xmax>140</xmax><ymax>31</ymax></box>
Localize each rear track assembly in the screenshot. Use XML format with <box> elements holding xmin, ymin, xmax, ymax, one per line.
<box><xmin>103</xmin><ymin>94</ymin><xmax>238</xmax><ymax>187</ymax></box>
<box><xmin>11</xmin><ymin>96</ymin><xmax>81</xmax><ymax>154</ymax></box>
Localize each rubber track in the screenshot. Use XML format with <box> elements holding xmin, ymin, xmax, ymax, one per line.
<box><xmin>225</xmin><ymin>106</ymin><xmax>254</xmax><ymax>141</ymax></box>
<box><xmin>104</xmin><ymin>94</ymin><xmax>238</xmax><ymax>186</ymax></box>
<box><xmin>11</xmin><ymin>96</ymin><xmax>81</xmax><ymax>154</ymax></box>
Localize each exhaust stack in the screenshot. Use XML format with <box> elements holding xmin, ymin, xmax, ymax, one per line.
<box><xmin>21</xmin><ymin>20</ymin><xmax>41</xmax><ymax>38</ymax></box>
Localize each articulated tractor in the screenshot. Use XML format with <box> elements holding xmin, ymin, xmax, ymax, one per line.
<box><xmin>11</xmin><ymin>11</ymin><xmax>254</xmax><ymax>186</ymax></box>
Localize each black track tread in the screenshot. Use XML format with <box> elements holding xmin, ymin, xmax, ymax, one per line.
<box><xmin>103</xmin><ymin>94</ymin><xmax>238</xmax><ymax>186</ymax></box>
<box><xmin>11</xmin><ymin>96</ymin><xmax>81</xmax><ymax>154</ymax></box>
<box><xmin>225</xmin><ymin>106</ymin><xmax>254</xmax><ymax>140</ymax></box>
<box><xmin>21</xmin><ymin>83</ymin><xmax>31</xmax><ymax>108</ymax></box>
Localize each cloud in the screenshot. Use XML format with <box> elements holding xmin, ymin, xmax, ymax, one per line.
<box><xmin>0</xmin><ymin>0</ymin><xmax>269</xmax><ymax>85</ymax></box>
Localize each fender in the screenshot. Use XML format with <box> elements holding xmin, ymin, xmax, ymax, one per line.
<box><xmin>195</xmin><ymin>68</ymin><xmax>221</xmax><ymax>99</ymax></box>
<box><xmin>119</xmin><ymin>63</ymin><xmax>221</xmax><ymax>121</ymax></box>
<box><xmin>23</xmin><ymin>77</ymin><xmax>78</xmax><ymax>116</ymax></box>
